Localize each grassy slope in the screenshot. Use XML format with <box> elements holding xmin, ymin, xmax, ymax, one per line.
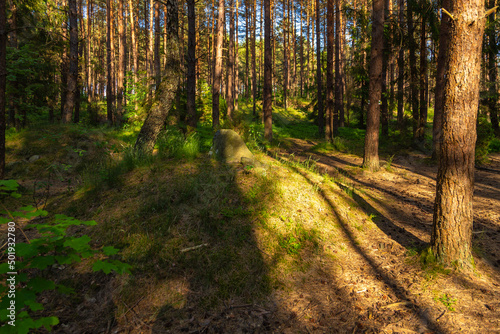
<box><xmin>3</xmin><ymin>100</ymin><xmax>500</xmax><ymax>332</ymax></box>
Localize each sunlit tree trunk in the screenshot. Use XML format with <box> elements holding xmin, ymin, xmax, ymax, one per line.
<box><xmin>154</xmin><ymin>1</ymin><xmax>161</xmax><ymax>88</ymax></box>
<box><xmin>407</xmin><ymin>0</ymin><xmax>418</xmax><ymax>138</ymax></box>
<box><xmin>363</xmin><ymin>0</ymin><xmax>383</xmax><ymax>171</ymax></box>
<box><xmin>116</xmin><ymin>0</ymin><xmax>126</xmax><ymax>124</ymax></box>
<box><xmin>235</xmin><ymin>0</ymin><xmax>239</xmax><ymax>111</ymax></box>
<box><xmin>252</xmin><ymin>0</ymin><xmax>257</xmax><ymax>115</ymax></box>
<box><xmin>416</xmin><ymin>9</ymin><xmax>428</xmax><ymax>142</ymax></box>
<box><xmin>334</xmin><ymin>0</ymin><xmax>342</xmax><ymax>131</ymax></box>
<box><xmin>212</xmin><ymin>0</ymin><xmax>224</xmax><ymax>129</ymax></box>
<box><xmin>135</xmin><ymin>0</ymin><xmax>180</xmax><ymax>152</ymax></box>
<box><xmin>431</xmin><ymin>0</ymin><xmax>486</xmax><ymax>268</ymax></box>
<box><xmin>397</xmin><ymin>0</ymin><xmax>404</xmax><ymax>130</ymax></box>
<box><xmin>227</xmin><ymin>0</ymin><xmax>235</xmax><ymax>121</ymax></box>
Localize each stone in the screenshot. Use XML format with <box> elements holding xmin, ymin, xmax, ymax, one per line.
<box><xmin>211</xmin><ymin>129</ymin><xmax>254</xmax><ymax>164</ymax></box>
<box><xmin>28</xmin><ymin>155</ymin><xmax>40</xmax><ymax>163</ymax></box>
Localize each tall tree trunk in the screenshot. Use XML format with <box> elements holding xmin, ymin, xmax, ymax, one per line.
<box><xmin>487</xmin><ymin>0</ymin><xmax>500</xmax><ymax>137</ymax></box>
<box><xmin>7</xmin><ymin>0</ymin><xmax>18</xmax><ymax>126</ymax></box>
<box><xmin>263</xmin><ymin>0</ymin><xmax>273</xmax><ymax>141</ymax></box>
<box><xmin>106</xmin><ymin>0</ymin><xmax>115</xmax><ymax>124</ymax></box>
<box><xmin>154</xmin><ymin>1</ymin><xmax>161</xmax><ymax>88</ymax></box>
<box><xmin>283</xmin><ymin>0</ymin><xmax>288</xmax><ymax>110</ymax></box>
<box><xmin>212</xmin><ymin>0</ymin><xmax>224</xmax><ymax>129</ymax></box>
<box><xmin>235</xmin><ymin>0</ymin><xmax>239</xmax><ymax>111</ymax></box>
<box><xmin>407</xmin><ymin>0</ymin><xmax>419</xmax><ymax>138</ymax></box>
<box><xmin>397</xmin><ymin>0</ymin><xmax>404</xmax><ymax>130</ymax></box>
<box><xmin>363</xmin><ymin>0</ymin><xmax>383</xmax><ymax>171</ymax></box>
<box><xmin>128</xmin><ymin>0</ymin><xmax>138</xmax><ymax>109</ymax></box>
<box><xmin>135</xmin><ymin>0</ymin><xmax>180</xmax><ymax>152</ymax></box>
<box><xmin>0</xmin><ymin>0</ymin><xmax>6</xmax><ymax>178</ymax></box>
<box><xmin>316</xmin><ymin>0</ymin><xmax>324</xmax><ymax>136</ymax></box>
<box><xmin>252</xmin><ymin>0</ymin><xmax>257</xmax><ymax>115</ymax></box>
<box><xmin>227</xmin><ymin>0</ymin><xmax>235</xmax><ymax>121</ymax></box>
<box><xmin>148</xmin><ymin>0</ymin><xmax>154</xmax><ymax>83</ymax></box>
<box><xmin>62</xmin><ymin>0</ymin><xmax>78</xmax><ymax>123</ymax></box>
<box><xmin>60</xmin><ymin>0</ymin><xmax>68</xmax><ymax>123</ymax></box>
<box><xmin>326</xmin><ymin>0</ymin><xmax>334</xmax><ymax>140</ymax></box>
<box><xmin>299</xmin><ymin>0</ymin><xmax>304</xmax><ymax>97</ymax></box>
<box><xmin>86</xmin><ymin>0</ymin><xmax>94</xmax><ymax>121</ymax></box>
<box><xmin>245</xmin><ymin>4</ymin><xmax>250</xmax><ymax>98</ymax></box>
<box><xmin>431</xmin><ymin>0</ymin><xmax>485</xmax><ymax>268</ymax></box>
<box><xmin>380</xmin><ymin>0</ymin><xmax>389</xmax><ymax>136</ymax></box>
<box><xmin>334</xmin><ymin>0</ymin><xmax>342</xmax><ymax>131</ymax></box>
<box><xmin>186</xmin><ymin>0</ymin><xmax>197</xmax><ymax>130</ymax></box>
<box><xmin>416</xmin><ymin>10</ymin><xmax>427</xmax><ymax>142</ymax></box>
<box><xmin>117</xmin><ymin>0</ymin><xmax>126</xmax><ymax>124</ymax></box>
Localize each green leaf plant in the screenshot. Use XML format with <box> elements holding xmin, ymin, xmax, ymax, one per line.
<box><xmin>0</xmin><ymin>180</ymin><xmax>131</xmax><ymax>333</ymax></box>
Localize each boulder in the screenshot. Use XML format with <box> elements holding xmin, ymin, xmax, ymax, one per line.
<box><xmin>211</xmin><ymin>129</ymin><xmax>255</xmax><ymax>164</ymax></box>
<box><xmin>28</xmin><ymin>155</ymin><xmax>40</xmax><ymax>163</ymax></box>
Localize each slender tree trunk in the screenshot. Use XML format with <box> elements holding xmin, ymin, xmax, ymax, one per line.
<box><xmin>148</xmin><ymin>0</ymin><xmax>154</xmax><ymax>83</ymax></box>
<box><xmin>326</xmin><ymin>0</ymin><xmax>334</xmax><ymax>140</ymax></box>
<box><xmin>135</xmin><ymin>0</ymin><xmax>180</xmax><ymax>152</ymax></box>
<box><xmin>487</xmin><ymin>0</ymin><xmax>500</xmax><ymax>137</ymax></box>
<box><xmin>128</xmin><ymin>0</ymin><xmax>138</xmax><ymax>108</ymax></box>
<box><xmin>407</xmin><ymin>0</ymin><xmax>418</xmax><ymax>138</ymax></box>
<box><xmin>62</xmin><ymin>0</ymin><xmax>78</xmax><ymax>123</ymax></box>
<box><xmin>235</xmin><ymin>0</ymin><xmax>239</xmax><ymax>111</ymax></box>
<box><xmin>0</xmin><ymin>0</ymin><xmax>6</xmax><ymax>178</ymax></box>
<box><xmin>227</xmin><ymin>0</ymin><xmax>235</xmax><ymax>121</ymax></box>
<box><xmin>380</xmin><ymin>0</ymin><xmax>389</xmax><ymax>136</ymax></box>
<box><xmin>316</xmin><ymin>0</ymin><xmax>324</xmax><ymax>136</ymax></box>
<box><xmin>106</xmin><ymin>0</ymin><xmax>115</xmax><ymax>124</ymax></box>
<box><xmin>7</xmin><ymin>0</ymin><xmax>17</xmax><ymax>126</ymax></box>
<box><xmin>186</xmin><ymin>0</ymin><xmax>197</xmax><ymax>130</ymax></box>
<box><xmin>283</xmin><ymin>0</ymin><xmax>288</xmax><ymax>110</ymax></box>
<box><xmin>397</xmin><ymin>0</ymin><xmax>404</xmax><ymax>130</ymax></box>
<box><xmin>334</xmin><ymin>0</ymin><xmax>342</xmax><ymax>131</ymax></box>
<box><xmin>363</xmin><ymin>0</ymin><xmax>383</xmax><ymax>171</ymax></box>
<box><xmin>245</xmin><ymin>4</ymin><xmax>250</xmax><ymax>98</ymax></box>
<box><xmin>154</xmin><ymin>1</ymin><xmax>161</xmax><ymax>88</ymax></box>
<box><xmin>263</xmin><ymin>0</ymin><xmax>273</xmax><ymax>141</ymax></box>
<box><xmin>431</xmin><ymin>0</ymin><xmax>485</xmax><ymax>268</ymax></box>
<box><xmin>416</xmin><ymin>11</ymin><xmax>427</xmax><ymax>142</ymax></box>
<box><xmin>212</xmin><ymin>0</ymin><xmax>224</xmax><ymax>129</ymax></box>
<box><xmin>117</xmin><ymin>0</ymin><xmax>126</xmax><ymax>124</ymax></box>
<box><xmin>60</xmin><ymin>0</ymin><xmax>68</xmax><ymax>123</ymax></box>
<box><xmin>252</xmin><ymin>0</ymin><xmax>257</xmax><ymax>115</ymax></box>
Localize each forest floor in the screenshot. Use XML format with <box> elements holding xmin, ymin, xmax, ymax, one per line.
<box><xmin>2</xmin><ymin>114</ymin><xmax>500</xmax><ymax>333</ymax></box>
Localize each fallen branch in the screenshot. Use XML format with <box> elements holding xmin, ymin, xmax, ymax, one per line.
<box><xmin>181</xmin><ymin>243</ymin><xmax>209</xmax><ymax>253</ymax></box>
<box><xmin>381</xmin><ymin>301</ymin><xmax>413</xmax><ymax>309</ymax></box>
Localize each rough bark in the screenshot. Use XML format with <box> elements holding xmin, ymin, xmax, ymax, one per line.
<box><xmin>212</xmin><ymin>0</ymin><xmax>224</xmax><ymax>129</ymax></box>
<box><xmin>363</xmin><ymin>0</ymin><xmax>383</xmax><ymax>171</ymax></box>
<box><xmin>62</xmin><ymin>0</ymin><xmax>78</xmax><ymax>123</ymax></box>
<box><xmin>186</xmin><ymin>0</ymin><xmax>197</xmax><ymax>129</ymax></box>
<box><xmin>263</xmin><ymin>0</ymin><xmax>273</xmax><ymax>141</ymax></box>
<box><xmin>431</xmin><ymin>0</ymin><xmax>486</xmax><ymax>268</ymax></box>
<box><xmin>135</xmin><ymin>0</ymin><xmax>180</xmax><ymax>153</ymax></box>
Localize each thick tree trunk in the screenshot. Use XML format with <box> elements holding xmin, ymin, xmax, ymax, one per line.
<box><xmin>316</xmin><ymin>0</ymin><xmax>324</xmax><ymax>136</ymax></box>
<box><xmin>106</xmin><ymin>0</ymin><xmax>115</xmax><ymax>124</ymax></box>
<box><xmin>62</xmin><ymin>0</ymin><xmax>78</xmax><ymax>123</ymax></box>
<box><xmin>0</xmin><ymin>0</ymin><xmax>6</xmax><ymax>178</ymax></box>
<box><xmin>431</xmin><ymin>0</ymin><xmax>485</xmax><ymax>268</ymax></box>
<box><xmin>263</xmin><ymin>0</ymin><xmax>273</xmax><ymax>141</ymax></box>
<box><xmin>326</xmin><ymin>0</ymin><xmax>334</xmax><ymax>140</ymax></box>
<box><xmin>186</xmin><ymin>0</ymin><xmax>197</xmax><ymax>130</ymax></box>
<box><xmin>363</xmin><ymin>0</ymin><xmax>383</xmax><ymax>171</ymax></box>
<box><xmin>135</xmin><ymin>0</ymin><xmax>180</xmax><ymax>153</ymax></box>
<box><xmin>212</xmin><ymin>0</ymin><xmax>224</xmax><ymax>129</ymax></box>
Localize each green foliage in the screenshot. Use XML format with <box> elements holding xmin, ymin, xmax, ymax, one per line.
<box><xmin>157</xmin><ymin>129</ymin><xmax>201</xmax><ymax>160</ymax></box>
<box><xmin>0</xmin><ymin>180</ymin><xmax>130</xmax><ymax>333</ymax></box>
<box><xmin>476</xmin><ymin>116</ymin><xmax>495</xmax><ymax>163</ymax></box>
<box><xmin>489</xmin><ymin>137</ymin><xmax>500</xmax><ymax>153</ymax></box>
<box><xmin>434</xmin><ymin>293</ymin><xmax>457</xmax><ymax>312</ymax></box>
